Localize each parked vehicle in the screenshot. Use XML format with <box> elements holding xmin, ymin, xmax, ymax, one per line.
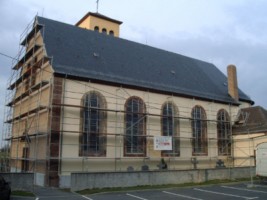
<box><xmin>256</xmin><ymin>142</ymin><xmax>267</xmax><ymax>178</ymax></box>
<box><xmin>0</xmin><ymin>175</ymin><xmax>11</xmax><ymax>200</ymax></box>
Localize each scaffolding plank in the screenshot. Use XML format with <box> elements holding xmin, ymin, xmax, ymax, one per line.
<box><xmin>52</xmin><ymin>103</ymin><xmax>227</xmax><ymax>123</ymax></box>
<box><xmin>12</xmin><ymin>44</ymin><xmax>42</xmax><ymax>70</ymax></box>
<box><xmin>5</xmin><ymin>132</ymin><xmax>47</xmax><ymax>141</ymax></box>
<box><xmin>5</xmin><ymin>105</ymin><xmax>47</xmax><ymax>123</ymax></box>
<box><xmin>8</xmin><ymin>56</ymin><xmax>50</xmax><ymax>90</ymax></box>
<box><xmin>6</xmin><ymin>80</ymin><xmax>49</xmax><ymax>106</ymax></box>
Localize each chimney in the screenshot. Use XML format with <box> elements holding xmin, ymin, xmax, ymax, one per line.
<box><xmin>227</xmin><ymin>65</ymin><xmax>239</xmax><ymax>101</ymax></box>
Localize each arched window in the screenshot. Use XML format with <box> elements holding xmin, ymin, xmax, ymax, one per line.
<box><xmin>80</xmin><ymin>91</ymin><xmax>107</xmax><ymax>156</ymax></box>
<box><xmin>109</xmin><ymin>30</ymin><xmax>114</xmax><ymax>36</ymax></box>
<box><xmin>94</xmin><ymin>26</ymin><xmax>99</xmax><ymax>32</ymax></box>
<box><xmin>124</xmin><ymin>96</ymin><xmax>146</xmax><ymax>156</ymax></box>
<box><xmin>161</xmin><ymin>102</ymin><xmax>180</xmax><ymax>156</ymax></box>
<box><xmin>102</xmin><ymin>28</ymin><xmax>107</xmax><ymax>34</ymax></box>
<box><xmin>191</xmin><ymin>106</ymin><xmax>207</xmax><ymax>155</ymax></box>
<box><xmin>217</xmin><ymin>109</ymin><xmax>231</xmax><ymax>155</ymax></box>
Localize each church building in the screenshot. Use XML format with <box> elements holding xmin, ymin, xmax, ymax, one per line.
<box><xmin>4</xmin><ymin>12</ymin><xmax>257</xmax><ymax>187</ymax></box>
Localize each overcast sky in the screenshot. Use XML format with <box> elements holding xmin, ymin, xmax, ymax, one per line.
<box><xmin>0</xmin><ymin>0</ymin><xmax>267</xmax><ymax>142</ymax></box>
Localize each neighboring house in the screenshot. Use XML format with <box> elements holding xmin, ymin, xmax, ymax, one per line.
<box><xmin>3</xmin><ymin>12</ymin><xmax>255</xmax><ymax>187</ymax></box>
<box><xmin>233</xmin><ymin>106</ymin><xmax>267</xmax><ymax>167</ymax></box>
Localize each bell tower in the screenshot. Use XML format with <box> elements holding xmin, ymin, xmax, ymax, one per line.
<box><xmin>76</xmin><ymin>12</ymin><xmax>123</xmax><ymax>37</ymax></box>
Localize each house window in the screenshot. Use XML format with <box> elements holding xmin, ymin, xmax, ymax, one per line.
<box><xmin>124</xmin><ymin>96</ymin><xmax>146</xmax><ymax>156</ymax></box>
<box><xmin>161</xmin><ymin>102</ymin><xmax>180</xmax><ymax>156</ymax></box>
<box><xmin>109</xmin><ymin>30</ymin><xmax>114</xmax><ymax>36</ymax></box>
<box><xmin>31</xmin><ymin>67</ymin><xmax>37</xmax><ymax>87</ymax></box>
<box><xmin>22</xmin><ymin>147</ymin><xmax>29</xmax><ymax>172</ymax></box>
<box><xmin>25</xmin><ymin>79</ymin><xmax>30</xmax><ymax>91</ymax></box>
<box><xmin>191</xmin><ymin>106</ymin><xmax>207</xmax><ymax>155</ymax></box>
<box><xmin>217</xmin><ymin>109</ymin><xmax>231</xmax><ymax>155</ymax></box>
<box><xmin>102</xmin><ymin>28</ymin><xmax>107</xmax><ymax>34</ymax></box>
<box><xmin>80</xmin><ymin>91</ymin><xmax>107</xmax><ymax>157</ymax></box>
<box><xmin>94</xmin><ymin>26</ymin><xmax>99</xmax><ymax>32</ymax></box>
<box><xmin>24</xmin><ymin>63</ymin><xmax>37</xmax><ymax>92</ymax></box>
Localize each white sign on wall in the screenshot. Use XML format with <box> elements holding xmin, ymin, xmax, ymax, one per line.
<box><xmin>154</xmin><ymin>136</ymin><xmax>172</xmax><ymax>150</ymax></box>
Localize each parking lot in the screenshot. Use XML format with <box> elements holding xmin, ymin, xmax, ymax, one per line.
<box><xmin>11</xmin><ymin>182</ymin><xmax>267</xmax><ymax>200</ymax></box>
<box><xmin>84</xmin><ymin>182</ymin><xmax>267</xmax><ymax>200</ymax></box>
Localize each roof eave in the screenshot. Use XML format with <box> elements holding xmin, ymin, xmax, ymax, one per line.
<box><xmin>239</xmin><ymin>98</ymin><xmax>254</xmax><ymax>105</ymax></box>
<box><xmin>54</xmin><ymin>72</ymin><xmax>240</xmax><ymax>106</ymax></box>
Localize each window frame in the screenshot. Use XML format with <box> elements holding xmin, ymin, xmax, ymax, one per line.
<box><xmin>79</xmin><ymin>91</ymin><xmax>107</xmax><ymax>157</ymax></box>
<box><xmin>124</xmin><ymin>96</ymin><xmax>146</xmax><ymax>157</ymax></box>
<box><xmin>161</xmin><ymin>101</ymin><xmax>180</xmax><ymax>157</ymax></box>
<box><xmin>191</xmin><ymin>105</ymin><xmax>208</xmax><ymax>156</ymax></box>
<box><xmin>102</xmin><ymin>28</ymin><xmax>107</xmax><ymax>34</ymax></box>
<box><xmin>217</xmin><ymin>109</ymin><xmax>231</xmax><ymax>156</ymax></box>
<box><xmin>21</xmin><ymin>147</ymin><xmax>29</xmax><ymax>172</ymax></box>
<box><xmin>94</xmin><ymin>26</ymin><xmax>99</xmax><ymax>32</ymax></box>
<box><xmin>109</xmin><ymin>30</ymin><xmax>114</xmax><ymax>36</ymax></box>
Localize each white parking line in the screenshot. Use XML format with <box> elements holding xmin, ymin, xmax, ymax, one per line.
<box><xmin>163</xmin><ymin>191</ymin><xmax>204</xmax><ymax>200</ymax></box>
<box><xmin>81</xmin><ymin>195</ymin><xmax>94</xmax><ymax>200</ymax></box>
<box><xmin>194</xmin><ymin>188</ymin><xmax>258</xmax><ymax>199</ymax></box>
<box><xmin>126</xmin><ymin>193</ymin><xmax>148</xmax><ymax>200</ymax></box>
<box><xmin>222</xmin><ymin>186</ymin><xmax>267</xmax><ymax>194</ymax></box>
<box><xmin>253</xmin><ymin>184</ymin><xmax>267</xmax><ymax>188</ymax></box>
<box><xmin>35</xmin><ymin>195</ymin><xmax>81</xmax><ymax>199</ymax></box>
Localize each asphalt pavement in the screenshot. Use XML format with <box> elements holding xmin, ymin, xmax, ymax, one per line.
<box><xmin>10</xmin><ymin>181</ymin><xmax>267</xmax><ymax>200</ymax></box>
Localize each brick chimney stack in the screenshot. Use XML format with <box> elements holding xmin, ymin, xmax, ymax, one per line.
<box><xmin>227</xmin><ymin>65</ymin><xmax>239</xmax><ymax>101</ymax></box>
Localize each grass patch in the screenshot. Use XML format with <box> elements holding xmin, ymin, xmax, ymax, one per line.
<box><xmin>60</xmin><ymin>188</ymin><xmax>71</xmax><ymax>193</ymax></box>
<box><xmin>12</xmin><ymin>190</ymin><xmax>35</xmax><ymax>197</ymax></box>
<box><xmin>76</xmin><ymin>177</ymin><xmax>258</xmax><ymax>195</ymax></box>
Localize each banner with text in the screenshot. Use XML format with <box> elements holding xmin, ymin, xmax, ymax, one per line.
<box><xmin>154</xmin><ymin>136</ymin><xmax>172</xmax><ymax>150</ymax></box>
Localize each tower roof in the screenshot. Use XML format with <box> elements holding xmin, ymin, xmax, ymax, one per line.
<box><xmin>75</xmin><ymin>12</ymin><xmax>123</xmax><ymax>26</ymax></box>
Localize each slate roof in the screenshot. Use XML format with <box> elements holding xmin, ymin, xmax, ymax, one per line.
<box><xmin>233</xmin><ymin>106</ymin><xmax>267</xmax><ymax>134</ymax></box>
<box><xmin>36</xmin><ymin>16</ymin><xmax>253</xmax><ymax>105</ymax></box>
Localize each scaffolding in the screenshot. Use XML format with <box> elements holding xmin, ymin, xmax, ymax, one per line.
<box><xmin>1</xmin><ymin>16</ymin><xmax>262</xmax><ymax>186</ymax></box>
<box><xmin>1</xmin><ymin>16</ymin><xmax>51</xmax><ymax>176</ymax></box>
